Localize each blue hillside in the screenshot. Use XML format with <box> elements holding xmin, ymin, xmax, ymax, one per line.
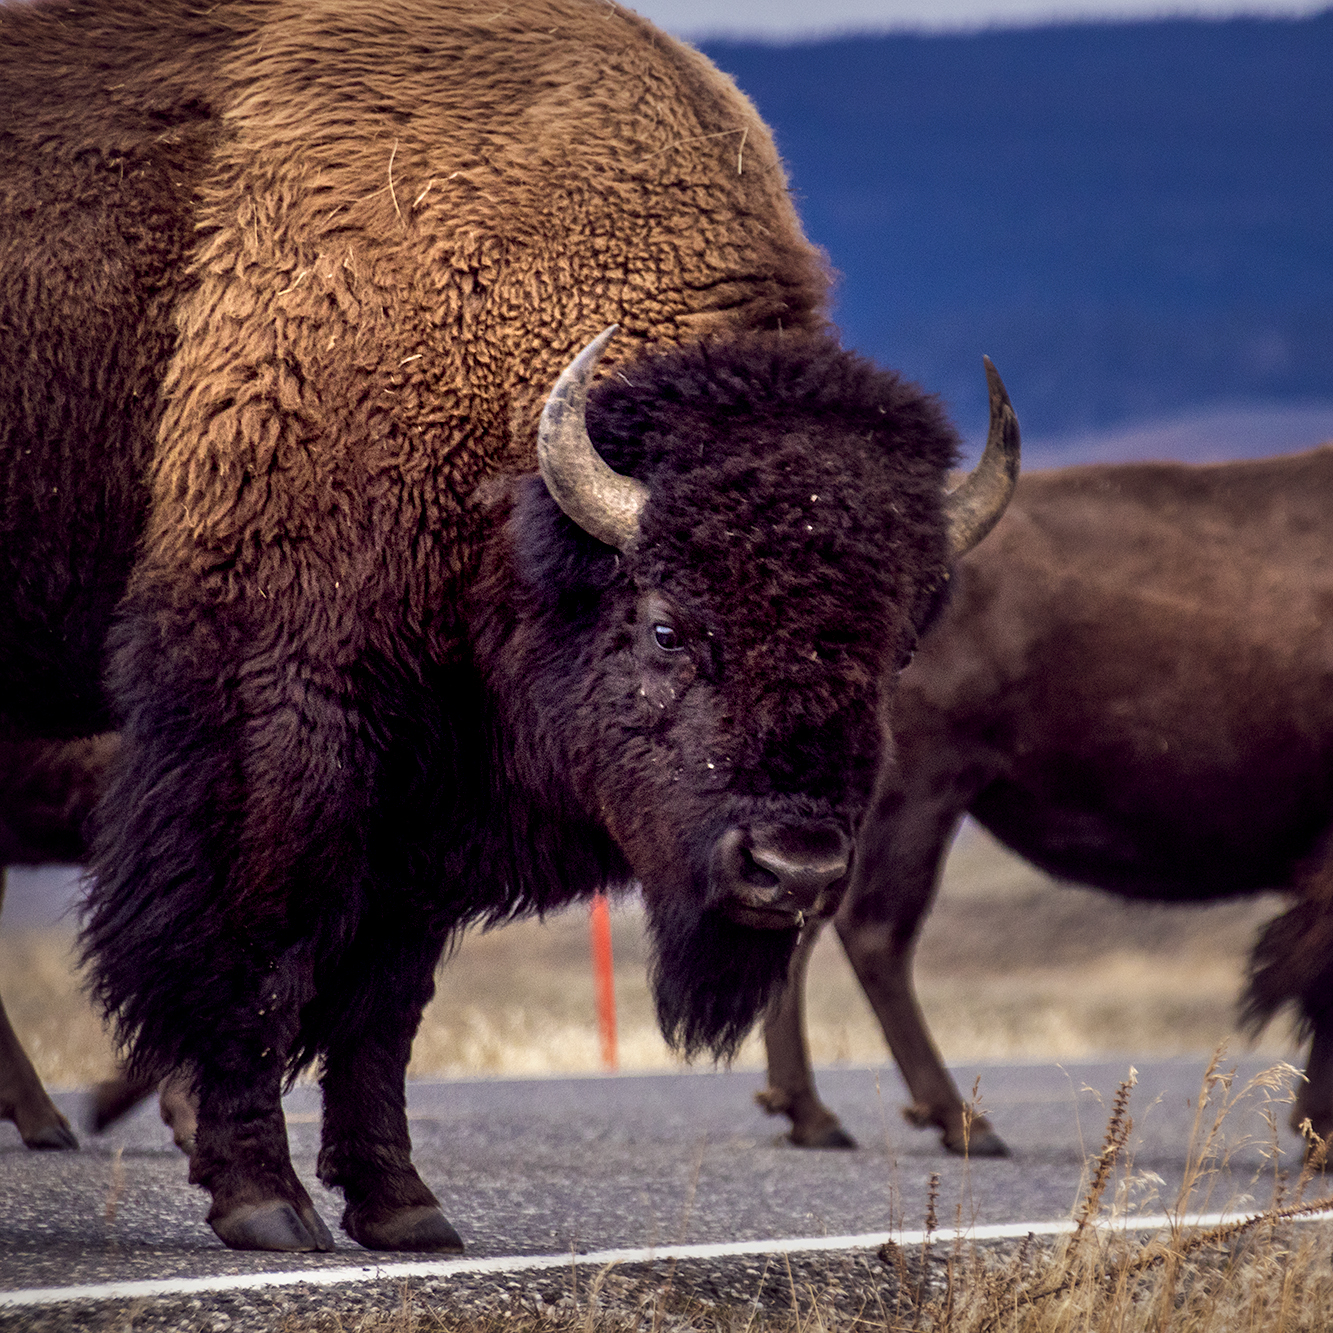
<box><xmin>701</xmin><ymin>13</ymin><xmax>1333</xmax><ymax>457</ymax></box>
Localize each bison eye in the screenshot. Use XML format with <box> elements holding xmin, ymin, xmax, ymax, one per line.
<box><xmin>653</xmin><ymin>623</ymin><xmax>684</xmax><ymax>652</ymax></box>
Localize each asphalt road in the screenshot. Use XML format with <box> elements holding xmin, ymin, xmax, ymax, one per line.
<box><xmin>0</xmin><ymin>1053</ymin><xmax>1309</xmax><ymax>1302</ymax></box>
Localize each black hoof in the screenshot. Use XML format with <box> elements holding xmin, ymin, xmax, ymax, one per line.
<box><xmin>346</xmin><ymin>1204</ymin><xmax>464</xmax><ymax>1252</ymax></box>
<box><xmin>946</xmin><ymin>1126</ymin><xmax>1010</xmax><ymax>1158</ymax></box>
<box><xmin>23</xmin><ymin>1118</ymin><xmax>80</xmax><ymax>1151</ymax></box>
<box><xmin>789</xmin><ymin>1123</ymin><xmax>858</xmax><ymax>1150</ymax></box>
<box><xmin>209</xmin><ymin>1200</ymin><xmax>336</xmax><ymax>1252</ymax></box>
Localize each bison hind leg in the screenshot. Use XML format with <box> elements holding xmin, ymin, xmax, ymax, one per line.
<box><xmin>88</xmin><ymin>1070</ymin><xmax>159</xmax><ymax>1134</ymax></box>
<box><xmin>0</xmin><ymin>992</ymin><xmax>78</xmax><ymax>1150</ymax></box>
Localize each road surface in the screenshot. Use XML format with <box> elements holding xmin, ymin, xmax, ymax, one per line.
<box><xmin>0</xmin><ymin>1053</ymin><xmax>1314</xmax><ymax>1323</ymax></box>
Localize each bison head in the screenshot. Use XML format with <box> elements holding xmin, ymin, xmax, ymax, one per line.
<box><xmin>480</xmin><ymin>327</ymin><xmax>1018</xmax><ymax>1058</ymax></box>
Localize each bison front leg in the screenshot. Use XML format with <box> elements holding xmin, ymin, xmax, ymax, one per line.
<box><xmin>0</xmin><ymin>877</ymin><xmax>78</xmax><ymax>1149</ymax></box>
<box><xmin>834</xmin><ymin>783</ymin><xmax>1009</xmax><ymax>1158</ymax></box>
<box><xmin>836</xmin><ymin>910</ymin><xmax>1007</xmax><ymax>1157</ymax></box>
<box><xmin>316</xmin><ymin>929</ymin><xmax>462</xmax><ymax>1252</ymax></box>
<box><xmin>186</xmin><ymin>962</ymin><xmax>334</xmax><ymax>1253</ymax></box>
<box><xmin>757</xmin><ymin>917</ymin><xmax>856</xmax><ymax>1148</ymax></box>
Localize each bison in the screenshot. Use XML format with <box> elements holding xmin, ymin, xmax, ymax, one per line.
<box><xmin>1</xmin><ymin>0</ymin><xmax>1018</xmax><ymax>1253</ymax></box>
<box><xmin>756</xmin><ymin>446</ymin><xmax>1333</xmax><ymax>1158</ymax></box>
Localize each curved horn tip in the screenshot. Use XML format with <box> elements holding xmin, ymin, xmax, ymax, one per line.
<box><xmin>548</xmin><ymin>326</ymin><xmax>619</xmax><ymax>406</ymax></box>
<box><xmin>578</xmin><ymin>323</ymin><xmax>620</xmax><ymax>366</ymax></box>
<box><xmin>982</xmin><ymin>354</ymin><xmax>1014</xmax><ymax>419</ymax></box>
<box><xmin>942</xmin><ymin>357</ymin><xmax>1021</xmax><ymax>560</ymax></box>
<box><xmin>537</xmin><ymin>324</ymin><xmax>647</xmax><ymax>551</ymax></box>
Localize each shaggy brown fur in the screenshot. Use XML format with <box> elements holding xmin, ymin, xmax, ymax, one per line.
<box><xmin>758</xmin><ymin>445</ymin><xmax>1333</xmax><ymax>1156</ymax></box>
<box><xmin>2</xmin><ymin>0</ymin><xmax>987</xmax><ymax>1256</ymax></box>
<box><xmin>1</xmin><ymin>0</ymin><xmax>824</xmax><ymax>741</ymax></box>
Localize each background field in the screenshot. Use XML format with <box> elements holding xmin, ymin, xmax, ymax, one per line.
<box><xmin>0</xmin><ymin>819</ymin><xmax>1295</xmax><ymax>1094</ymax></box>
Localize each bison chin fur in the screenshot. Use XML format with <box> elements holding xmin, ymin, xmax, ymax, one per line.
<box><xmin>647</xmin><ymin>895</ymin><xmax>798</xmax><ymax>1061</ymax></box>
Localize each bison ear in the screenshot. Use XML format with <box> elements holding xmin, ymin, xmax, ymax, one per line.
<box><xmin>943</xmin><ymin>357</ymin><xmax>1020</xmax><ymax>559</ymax></box>
<box><xmin>537</xmin><ymin>326</ymin><xmax>649</xmax><ymax>552</ymax></box>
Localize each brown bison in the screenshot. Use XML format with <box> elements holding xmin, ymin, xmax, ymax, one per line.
<box><xmin>0</xmin><ymin>737</ymin><xmax>112</xmax><ymax>1150</ymax></box>
<box><xmin>1</xmin><ymin>0</ymin><xmax>1018</xmax><ymax>1253</ymax></box>
<box><xmin>757</xmin><ymin>445</ymin><xmax>1333</xmax><ymax>1158</ymax></box>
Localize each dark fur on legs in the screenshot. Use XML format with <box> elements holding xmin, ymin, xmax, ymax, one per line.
<box><xmin>314</xmin><ymin>925</ymin><xmax>461</xmax><ymax>1252</ymax></box>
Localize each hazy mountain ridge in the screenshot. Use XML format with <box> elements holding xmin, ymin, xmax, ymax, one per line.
<box><xmin>701</xmin><ymin>12</ymin><xmax>1333</xmax><ymax>458</ymax></box>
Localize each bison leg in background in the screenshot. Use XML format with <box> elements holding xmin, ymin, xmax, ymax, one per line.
<box><xmin>0</xmin><ymin>995</ymin><xmax>79</xmax><ymax>1150</ymax></box>
<box><xmin>316</xmin><ymin>926</ymin><xmax>462</xmax><ymax>1252</ymax></box>
<box><xmin>757</xmin><ymin>916</ymin><xmax>856</xmax><ymax>1147</ymax></box>
<box><xmin>833</xmin><ymin>791</ymin><xmax>1008</xmax><ymax>1158</ymax></box>
<box><xmin>90</xmin><ymin>1071</ymin><xmax>158</xmax><ymax>1133</ymax></box>
<box><xmin>835</xmin><ymin>912</ymin><xmax>1005</xmax><ymax>1158</ymax></box>
<box><xmin>0</xmin><ymin>878</ymin><xmax>79</xmax><ymax>1150</ymax></box>
<box><xmin>158</xmin><ymin>1068</ymin><xmax>199</xmax><ymax>1154</ymax></box>
<box><xmin>1294</xmin><ymin>1022</ymin><xmax>1333</xmax><ymax>1146</ymax></box>
<box><xmin>757</xmin><ymin>752</ymin><xmax>1008</xmax><ymax>1157</ymax></box>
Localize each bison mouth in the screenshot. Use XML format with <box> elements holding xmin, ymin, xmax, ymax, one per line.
<box><xmin>720</xmin><ymin>900</ymin><xmax>808</xmax><ymax>931</ymax></box>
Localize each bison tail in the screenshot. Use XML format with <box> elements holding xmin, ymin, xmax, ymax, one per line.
<box><xmin>1243</xmin><ymin>896</ymin><xmax>1333</xmax><ymax>1039</ymax></box>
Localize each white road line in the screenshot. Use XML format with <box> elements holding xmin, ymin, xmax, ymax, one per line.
<box><xmin>6</xmin><ymin>1209</ymin><xmax>1332</xmax><ymax>1310</ymax></box>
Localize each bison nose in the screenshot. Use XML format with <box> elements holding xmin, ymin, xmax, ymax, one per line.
<box><xmin>711</xmin><ymin>824</ymin><xmax>851</xmax><ymax>929</ymax></box>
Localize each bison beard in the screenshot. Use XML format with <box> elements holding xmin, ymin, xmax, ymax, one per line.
<box><xmin>649</xmin><ymin>899</ymin><xmax>800</xmax><ymax>1061</ymax></box>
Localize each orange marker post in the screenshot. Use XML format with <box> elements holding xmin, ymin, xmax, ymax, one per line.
<box><xmin>589</xmin><ymin>891</ymin><xmax>618</xmax><ymax>1070</ymax></box>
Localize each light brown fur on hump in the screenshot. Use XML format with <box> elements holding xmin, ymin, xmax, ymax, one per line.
<box><xmin>135</xmin><ymin>0</ymin><xmax>830</xmax><ymax>659</ymax></box>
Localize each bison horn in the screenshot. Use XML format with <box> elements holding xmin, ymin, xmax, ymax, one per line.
<box><xmin>537</xmin><ymin>325</ymin><xmax>649</xmax><ymax>551</ymax></box>
<box><xmin>944</xmin><ymin>357</ymin><xmax>1021</xmax><ymax>559</ymax></box>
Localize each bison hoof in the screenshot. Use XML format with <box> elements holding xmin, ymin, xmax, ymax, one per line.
<box><xmin>788</xmin><ymin>1123</ymin><xmax>858</xmax><ymax>1150</ymax></box>
<box><xmin>22</xmin><ymin>1117</ymin><xmax>80</xmax><ymax>1151</ymax></box>
<box><xmin>345</xmin><ymin>1204</ymin><xmax>464</xmax><ymax>1252</ymax></box>
<box><xmin>943</xmin><ymin>1125</ymin><xmax>1010</xmax><ymax>1158</ymax></box>
<box><xmin>210</xmin><ymin>1200</ymin><xmax>336</xmax><ymax>1252</ymax></box>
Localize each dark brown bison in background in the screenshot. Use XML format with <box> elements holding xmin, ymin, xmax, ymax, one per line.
<box><xmin>0</xmin><ymin>737</ymin><xmax>111</xmax><ymax>1150</ymax></box>
<box><xmin>1</xmin><ymin>0</ymin><xmax>1017</xmax><ymax>1253</ymax></box>
<box><xmin>757</xmin><ymin>445</ymin><xmax>1333</xmax><ymax>1158</ymax></box>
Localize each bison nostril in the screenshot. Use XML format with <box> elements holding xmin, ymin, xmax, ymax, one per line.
<box><xmin>737</xmin><ymin>847</ymin><xmax>780</xmax><ymax>893</ymax></box>
<box><xmin>710</xmin><ymin>824</ymin><xmax>852</xmax><ymax>922</ymax></box>
<box><xmin>749</xmin><ymin>846</ymin><xmax>849</xmax><ymax>897</ymax></box>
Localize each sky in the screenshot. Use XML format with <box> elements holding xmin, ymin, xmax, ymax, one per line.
<box><xmin>630</xmin><ymin>0</ymin><xmax>1328</xmax><ymax>40</ymax></box>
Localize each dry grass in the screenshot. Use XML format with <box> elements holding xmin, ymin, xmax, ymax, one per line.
<box><xmin>858</xmin><ymin>1055</ymin><xmax>1333</xmax><ymax>1333</ymax></box>
<box><xmin>0</xmin><ymin>822</ymin><xmax>1300</xmax><ymax>1089</ymax></box>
